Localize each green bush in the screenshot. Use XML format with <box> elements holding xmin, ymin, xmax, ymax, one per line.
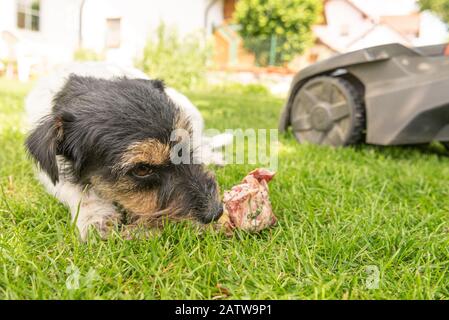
<box><xmin>234</xmin><ymin>0</ymin><xmax>322</xmax><ymax>65</ymax></box>
<box><xmin>137</xmin><ymin>24</ymin><xmax>210</xmax><ymax>90</ymax></box>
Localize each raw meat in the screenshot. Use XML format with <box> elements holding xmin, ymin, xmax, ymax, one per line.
<box><xmin>218</xmin><ymin>168</ymin><xmax>277</xmax><ymax>233</ymax></box>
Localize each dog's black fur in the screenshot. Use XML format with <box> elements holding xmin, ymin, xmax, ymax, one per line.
<box><xmin>26</xmin><ymin>75</ymin><xmax>223</xmax><ymax>224</ymax></box>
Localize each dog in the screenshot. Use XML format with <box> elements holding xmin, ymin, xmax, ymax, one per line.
<box><xmin>25</xmin><ymin>62</ymin><xmax>225</xmax><ymax>239</ymax></box>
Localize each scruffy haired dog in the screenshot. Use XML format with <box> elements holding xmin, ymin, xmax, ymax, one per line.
<box><xmin>25</xmin><ymin>63</ymin><xmax>224</xmax><ymax>239</ymax></box>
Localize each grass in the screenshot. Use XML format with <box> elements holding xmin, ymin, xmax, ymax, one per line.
<box><xmin>0</xmin><ymin>78</ymin><xmax>448</xmax><ymax>299</ymax></box>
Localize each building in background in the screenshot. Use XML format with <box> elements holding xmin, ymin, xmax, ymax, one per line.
<box><xmin>212</xmin><ymin>0</ymin><xmax>449</xmax><ymax>71</ymax></box>
<box><xmin>0</xmin><ymin>0</ymin><xmax>448</xmax><ymax>81</ymax></box>
<box><xmin>0</xmin><ymin>0</ymin><xmax>225</xmax><ymax>80</ymax></box>
<box><xmin>291</xmin><ymin>0</ymin><xmax>449</xmax><ymax>70</ymax></box>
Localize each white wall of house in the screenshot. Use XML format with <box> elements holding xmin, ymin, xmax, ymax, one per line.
<box><xmin>80</xmin><ymin>0</ymin><xmax>223</xmax><ymax>66</ymax></box>
<box><xmin>207</xmin><ymin>0</ymin><xmax>224</xmax><ymax>34</ymax></box>
<box><xmin>0</xmin><ymin>0</ymin><xmax>16</xmax><ymax>31</ymax></box>
<box><xmin>0</xmin><ymin>0</ymin><xmax>80</xmax><ymax>79</ymax></box>
<box><xmin>417</xmin><ymin>11</ymin><xmax>449</xmax><ymax>46</ymax></box>
<box><xmin>325</xmin><ymin>0</ymin><xmax>367</xmax><ymax>30</ymax></box>
<box><xmin>350</xmin><ymin>0</ymin><xmax>419</xmax><ymax>20</ymax></box>
<box><xmin>318</xmin><ymin>0</ymin><xmax>375</xmax><ymax>52</ymax></box>
<box><xmin>38</xmin><ymin>0</ymin><xmax>80</xmax><ymax>63</ymax></box>
<box><xmin>348</xmin><ymin>25</ymin><xmax>410</xmax><ymax>51</ymax></box>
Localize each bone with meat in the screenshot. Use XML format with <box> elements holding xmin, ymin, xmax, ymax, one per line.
<box><xmin>217</xmin><ymin>168</ymin><xmax>277</xmax><ymax>233</ymax></box>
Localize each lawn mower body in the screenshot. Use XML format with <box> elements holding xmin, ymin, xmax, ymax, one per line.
<box><xmin>279</xmin><ymin>43</ymin><xmax>449</xmax><ymax>146</ymax></box>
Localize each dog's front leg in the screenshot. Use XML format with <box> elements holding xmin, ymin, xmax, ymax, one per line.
<box><xmin>72</xmin><ymin>190</ymin><xmax>122</xmax><ymax>240</ymax></box>
<box><xmin>38</xmin><ymin>171</ymin><xmax>121</xmax><ymax>240</ymax></box>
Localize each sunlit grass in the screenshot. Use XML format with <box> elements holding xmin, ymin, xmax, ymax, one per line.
<box><xmin>0</xmin><ymin>79</ymin><xmax>448</xmax><ymax>299</ymax></box>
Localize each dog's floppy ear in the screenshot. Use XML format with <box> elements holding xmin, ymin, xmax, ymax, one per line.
<box><xmin>25</xmin><ymin>115</ymin><xmax>64</xmax><ymax>184</ymax></box>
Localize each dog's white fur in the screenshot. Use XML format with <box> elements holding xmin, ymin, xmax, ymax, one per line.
<box><xmin>26</xmin><ymin>62</ymin><xmax>228</xmax><ymax>239</ymax></box>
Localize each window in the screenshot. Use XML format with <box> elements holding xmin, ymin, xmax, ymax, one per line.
<box><xmin>17</xmin><ymin>0</ymin><xmax>40</xmax><ymax>31</ymax></box>
<box><xmin>105</xmin><ymin>18</ymin><xmax>121</xmax><ymax>48</ymax></box>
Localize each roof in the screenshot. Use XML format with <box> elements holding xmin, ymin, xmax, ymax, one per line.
<box><xmin>348</xmin><ymin>0</ymin><xmax>419</xmax><ymax>21</ymax></box>
<box><xmin>315</xmin><ymin>0</ymin><xmax>419</xmax><ymax>53</ymax></box>
<box><xmin>380</xmin><ymin>13</ymin><xmax>420</xmax><ymax>37</ymax></box>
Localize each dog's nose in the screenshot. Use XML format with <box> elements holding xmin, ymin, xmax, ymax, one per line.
<box><xmin>212</xmin><ymin>205</ymin><xmax>224</xmax><ymax>221</ymax></box>
<box><xmin>202</xmin><ymin>205</ymin><xmax>223</xmax><ymax>224</ymax></box>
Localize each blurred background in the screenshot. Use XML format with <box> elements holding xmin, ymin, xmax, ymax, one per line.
<box><xmin>0</xmin><ymin>0</ymin><xmax>448</xmax><ymax>94</ymax></box>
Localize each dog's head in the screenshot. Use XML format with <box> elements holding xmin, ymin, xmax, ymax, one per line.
<box><xmin>26</xmin><ymin>75</ymin><xmax>223</xmax><ymax>224</ymax></box>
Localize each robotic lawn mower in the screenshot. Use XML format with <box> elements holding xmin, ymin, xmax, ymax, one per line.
<box><xmin>279</xmin><ymin>43</ymin><xmax>449</xmax><ymax>150</ymax></box>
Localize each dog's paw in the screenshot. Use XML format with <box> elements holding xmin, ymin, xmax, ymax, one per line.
<box><xmin>78</xmin><ymin>213</ymin><xmax>122</xmax><ymax>241</ymax></box>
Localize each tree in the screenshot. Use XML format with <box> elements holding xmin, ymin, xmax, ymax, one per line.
<box><xmin>419</xmin><ymin>0</ymin><xmax>449</xmax><ymax>24</ymax></box>
<box><xmin>234</xmin><ymin>0</ymin><xmax>322</xmax><ymax>66</ymax></box>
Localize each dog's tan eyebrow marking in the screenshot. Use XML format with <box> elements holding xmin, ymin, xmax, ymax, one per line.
<box><xmin>120</xmin><ymin>138</ymin><xmax>170</xmax><ymax>169</ymax></box>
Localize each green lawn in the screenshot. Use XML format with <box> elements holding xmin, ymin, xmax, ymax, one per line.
<box><xmin>0</xmin><ymin>78</ymin><xmax>448</xmax><ymax>299</ymax></box>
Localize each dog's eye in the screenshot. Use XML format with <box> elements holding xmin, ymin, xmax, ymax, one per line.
<box><xmin>131</xmin><ymin>164</ymin><xmax>152</xmax><ymax>178</ymax></box>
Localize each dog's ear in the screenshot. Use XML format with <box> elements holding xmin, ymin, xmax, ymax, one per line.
<box><xmin>25</xmin><ymin>115</ymin><xmax>64</xmax><ymax>184</ymax></box>
<box><xmin>150</xmin><ymin>79</ymin><xmax>165</xmax><ymax>91</ymax></box>
<box><xmin>134</xmin><ymin>79</ymin><xmax>165</xmax><ymax>92</ymax></box>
